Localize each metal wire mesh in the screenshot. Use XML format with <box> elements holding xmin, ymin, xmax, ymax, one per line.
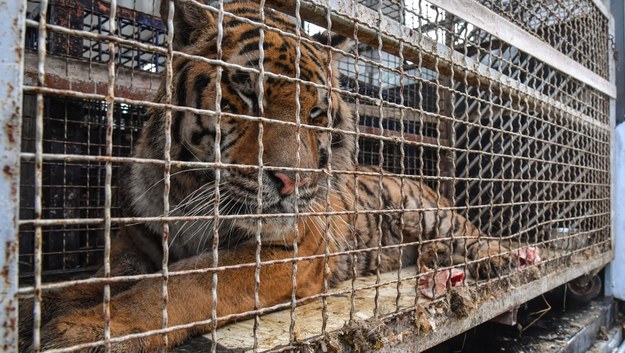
<box><xmin>476</xmin><ymin>0</ymin><xmax>611</xmax><ymax>80</ymax></box>
<box><xmin>25</xmin><ymin>0</ymin><xmax>166</xmax><ymax>73</ymax></box>
<box><xmin>19</xmin><ymin>95</ymin><xmax>146</xmax><ymax>281</ymax></box>
<box><xmin>14</xmin><ymin>0</ymin><xmax>614</xmax><ymax>352</ymax></box>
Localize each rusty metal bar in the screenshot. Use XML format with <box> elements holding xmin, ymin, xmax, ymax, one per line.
<box><xmin>22</xmin><ymin>52</ymin><xmax>160</xmax><ymax>100</ymax></box>
<box><xmin>161</xmin><ymin>0</ymin><xmax>175</xmax><ymax>349</ymax></box>
<box><xmin>0</xmin><ymin>0</ymin><xmax>26</xmax><ymax>351</ymax></box>
<box><xmin>32</xmin><ymin>0</ymin><xmax>50</xmax><ymax>349</ymax></box>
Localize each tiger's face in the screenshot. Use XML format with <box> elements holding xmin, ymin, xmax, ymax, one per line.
<box><xmin>126</xmin><ymin>0</ymin><xmax>355</xmax><ymax>251</ymax></box>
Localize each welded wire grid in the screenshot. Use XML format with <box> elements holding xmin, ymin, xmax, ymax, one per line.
<box><xmin>17</xmin><ymin>0</ymin><xmax>612</xmax><ymax>352</ymax></box>
<box><xmin>476</xmin><ymin>0</ymin><xmax>610</xmax><ymax>79</ymax></box>
<box><xmin>25</xmin><ymin>0</ymin><xmax>166</xmax><ymax>73</ymax></box>
<box><xmin>19</xmin><ymin>95</ymin><xmax>146</xmax><ymax>280</ymax></box>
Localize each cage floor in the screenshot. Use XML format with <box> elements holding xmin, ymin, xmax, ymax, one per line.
<box><xmin>172</xmin><ymin>241</ymin><xmax>612</xmax><ymax>352</ymax></box>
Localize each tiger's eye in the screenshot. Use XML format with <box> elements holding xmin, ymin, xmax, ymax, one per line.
<box><xmin>309</xmin><ymin>107</ymin><xmax>328</xmax><ymax>126</ymax></box>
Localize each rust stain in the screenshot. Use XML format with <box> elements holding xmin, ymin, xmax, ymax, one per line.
<box><xmin>96</xmin><ymin>83</ymin><xmax>108</xmax><ymax>96</ymax></box>
<box><xmin>4</xmin><ymin>121</ymin><xmax>16</xmax><ymax>145</ymax></box>
<box><xmin>15</xmin><ymin>46</ymin><xmax>22</xmax><ymax>61</ymax></box>
<box><xmin>96</xmin><ymin>1</ymin><xmax>108</xmax><ymax>13</ymax></box>
<box><xmin>2</xmin><ymin>240</ymin><xmax>18</xmax><ymax>343</ymax></box>
<box><xmin>46</xmin><ymin>74</ymin><xmax>71</xmax><ymax>90</ymax></box>
<box><xmin>3</xmin><ymin>165</ymin><xmax>13</xmax><ymax>178</ymax></box>
<box><xmin>6</xmin><ymin>299</ymin><xmax>16</xmax><ymax>314</ymax></box>
<box><xmin>72</xmin><ymin>80</ymin><xmax>96</xmax><ymax>94</ymax></box>
<box><xmin>2</xmin><ymin>240</ymin><xmax>17</xmax><ymax>288</ymax></box>
<box><xmin>0</xmin><ymin>266</ymin><xmax>8</xmax><ymax>285</ymax></box>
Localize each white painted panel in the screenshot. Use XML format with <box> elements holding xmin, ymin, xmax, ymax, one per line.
<box><xmin>606</xmin><ymin>122</ymin><xmax>625</xmax><ymax>300</ymax></box>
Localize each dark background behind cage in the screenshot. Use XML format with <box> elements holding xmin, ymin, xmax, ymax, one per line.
<box><xmin>19</xmin><ymin>95</ymin><xmax>146</xmax><ymax>281</ymax></box>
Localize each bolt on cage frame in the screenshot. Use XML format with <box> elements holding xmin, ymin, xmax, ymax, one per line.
<box><xmin>0</xmin><ymin>0</ymin><xmax>617</xmax><ymax>351</ymax></box>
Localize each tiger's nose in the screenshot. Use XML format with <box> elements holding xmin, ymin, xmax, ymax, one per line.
<box><xmin>271</xmin><ymin>172</ymin><xmax>310</xmax><ymax>196</ymax></box>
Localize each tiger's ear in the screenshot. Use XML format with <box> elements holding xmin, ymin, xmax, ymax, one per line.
<box><xmin>312</xmin><ymin>31</ymin><xmax>356</xmax><ymax>57</ymax></box>
<box><xmin>160</xmin><ymin>0</ymin><xmax>215</xmax><ymax>50</ymax></box>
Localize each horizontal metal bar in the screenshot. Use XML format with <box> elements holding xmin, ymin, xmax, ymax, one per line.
<box><xmin>17</xmin><ymin>200</ymin><xmax>610</xmax><ymax>229</ymax></box>
<box><xmin>23</xmin><ymin>51</ymin><xmax>160</xmax><ymax>100</ymax></box>
<box><xmin>427</xmin><ymin>0</ymin><xmax>616</xmax><ymax>98</ymax></box>
<box><xmin>21</xmin><ymin>240</ymin><xmax>552</xmax><ymax>296</ymax></box>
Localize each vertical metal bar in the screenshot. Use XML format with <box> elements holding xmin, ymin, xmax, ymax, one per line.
<box><xmin>0</xmin><ymin>0</ymin><xmax>26</xmax><ymax>351</ymax></box>
<box><xmin>211</xmin><ymin>1</ymin><xmax>225</xmax><ymax>351</ymax></box>
<box><xmin>542</xmin><ymin>92</ymin><xmax>556</xmax><ymax>257</ymax></box>
<box><xmin>253</xmin><ymin>1</ymin><xmax>266</xmax><ymax>350</ymax></box>
<box><xmin>444</xmin><ymin>13</ymin><xmax>458</xmax><ymax>275</ymax></box>
<box><xmin>460</xmin><ymin>22</ymin><xmax>473</xmax><ymax>284</ymax></box>
<box><xmin>414</xmin><ymin>0</ymin><xmax>427</xmax><ymax>303</ymax></box>
<box><xmin>483</xmin><ymin>34</ymin><xmax>496</xmax><ymax>279</ymax></box>
<box><xmin>33</xmin><ymin>0</ymin><xmax>49</xmax><ymax>349</ymax></box>
<box><xmin>373</xmin><ymin>0</ymin><xmax>385</xmax><ymax>319</ymax></box>
<box><xmin>431</xmin><ymin>5</ymin><xmax>443</xmax><ymax>282</ymax></box>
<box><xmin>605</xmin><ymin>9</ymin><xmax>620</xmax><ymax>297</ymax></box>
<box><xmin>289</xmin><ymin>0</ymin><xmax>302</xmax><ymax>344</ymax></box>
<box><xmin>103</xmin><ymin>0</ymin><xmax>118</xmax><ymax>351</ymax></box>
<box><xmin>349</xmin><ymin>19</ymin><xmax>361</xmax><ymax>324</ymax></box>
<box><xmin>395</xmin><ymin>0</ymin><xmax>406</xmax><ymax>313</ymax></box>
<box><xmin>440</xmin><ymin>14</ymin><xmax>455</xmax><ymax>268</ymax></box>
<box><xmin>471</xmin><ymin>26</ymin><xmax>486</xmax><ymax>285</ymax></box>
<box><xmin>161</xmin><ymin>0</ymin><xmax>176</xmax><ymax>350</ymax></box>
<box><xmin>321</xmin><ymin>0</ymin><xmax>333</xmax><ymax>335</ymax></box>
<box><xmin>608</xmin><ymin>8</ymin><xmax>616</xmax><ymax>248</ymax></box>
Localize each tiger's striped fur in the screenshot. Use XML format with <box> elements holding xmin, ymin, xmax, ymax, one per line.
<box><xmin>22</xmin><ymin>1</ymin><xmax>513</xmax><ymax>351</ymax></box>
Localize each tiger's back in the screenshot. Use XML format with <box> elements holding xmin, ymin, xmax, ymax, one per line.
<box><xmin>329</xmin><ymin>168</ymin><xmax>505</xmax><ymax>284</ymax></box>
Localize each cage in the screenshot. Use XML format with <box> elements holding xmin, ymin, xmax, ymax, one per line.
<box><xmin>0</xmin><ymin>0</ymin><xmax>615</xmax><ymax>351</ymax></box>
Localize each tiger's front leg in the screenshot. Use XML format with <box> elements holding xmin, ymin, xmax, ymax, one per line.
<box><xmin>19</xmin><ymin>229</ymin><xmax>158</xmax><ymax>350</ymax></box>
<box><xmin>414</xmin><ymin>209</ymin><xmax>516</xmax><ymax>279</ymax></box>
<box><xmin>35</xmin><ymin>224</ymin><xmax>330</xmax><ymax>353</ymax></box>
<box><xmin>35</xmin><ymin>255</ymin><xmax>217</xmax><ymax>353</ymax></box>
<box><xmin>424</xmin><ymin>209</ymin><xmax>516</xmax><ymax>279</ymax></box>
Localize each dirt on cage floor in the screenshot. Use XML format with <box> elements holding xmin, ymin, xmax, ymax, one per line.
<box><xmin>169</xmin><ymin>238</ymin><xmax>610</xmax><ymax>353</ymax></box>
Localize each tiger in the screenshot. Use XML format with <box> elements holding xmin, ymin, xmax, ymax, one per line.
<box><xmin>19</xmin><ymin>0</ymin><xmax>514</xmax><ymax>351</ymax></box>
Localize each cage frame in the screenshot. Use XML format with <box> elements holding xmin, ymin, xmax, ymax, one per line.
<box><xmin>1</xmin><ymin>0</ymin><xmax>618</xmax><ymax>351</ymax></box>
<box><xmin>0</xmin><ymin>0</ymin><xmax>26</xmax><ymax>351</ymax></box>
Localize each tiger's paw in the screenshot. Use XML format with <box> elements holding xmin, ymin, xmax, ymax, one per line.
<box><xmin>469</xmin><ymin>242</ymin><xmax>516</xmax><ymax>280</ymax></box>
<box><xmin>32</xmin><ymin>311</ymin><xmax>153</xmax><ymax>353</ymax></box>
<box><xmin>419</xmin><ymin>242</ymin><xmax>453</xmax><ymax>269</ymax></box>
